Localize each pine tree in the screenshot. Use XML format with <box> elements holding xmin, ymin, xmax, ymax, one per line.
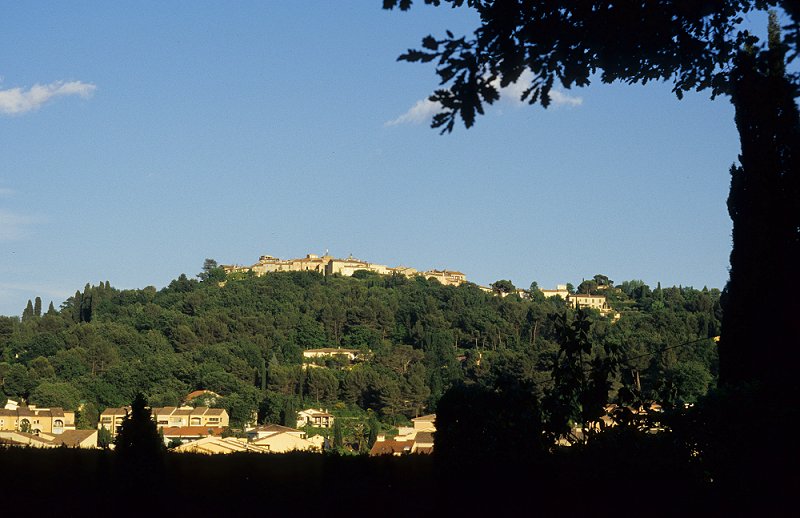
<box><xmin>46</xmin><ymin>301</ymin><xmax>57</xmax><ymax>316</ymax></box>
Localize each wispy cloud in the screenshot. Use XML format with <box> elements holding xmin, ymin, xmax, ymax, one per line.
<box><xmin>548</xmin><ymin>89</ymin><xmax>583</xmax><ymax>108</ymax></box>
<box><xmin>494</xmin><ymin>71</ymin><xmax>583</xmax><ymax>108</ymax></box>
<box><xmin>387</xmin><ymin>72</ymin><xmax>583</xmax><ymax>127</ymax></box>
<box><xmin>0</xmin><ymin>209</ymin><xmax>41</xmax><ymax>241</ymax></box>
<box><xmin>0</xmin><ymin>80</ymin><xmax>96</xmax><ymax>115</ymax></box>
<box><xmin>385</xmin><ymin>98</ymin><xmax>441</xmax><ymax>126</ymax></box>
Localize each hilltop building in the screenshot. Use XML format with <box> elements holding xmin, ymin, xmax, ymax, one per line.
<box><xmin>568</xmin><ymin>293</ymin><xmax>609</xmax><ymax>312</ymax></box>
<box><xmin>222</xmin><ymin>252</ymin><xmax>467</xmax><ymax>286</ymax></box>
<box><xmin>541</xmin><ymin>284</ymin><xmax>570</xmax><ymax>299</ymax></box>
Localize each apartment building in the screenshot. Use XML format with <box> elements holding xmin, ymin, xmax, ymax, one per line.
<box><xmin>99</xmin><ymin>405</ymin><xmax>229</xmax><ymax>437</ymax></box>
<box><xmin>0</xmin><ymin>400</ymin><xmax>76</xmax><ymax>435</ymax></box>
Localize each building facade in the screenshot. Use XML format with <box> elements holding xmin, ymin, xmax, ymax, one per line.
<box><xmin>0</xmin><ymin>400</ymin><xmax>76</xmax><ymax>435</ymax></box>
<box><xmin>99</xmin><ymin>405</ymin><xmax>229</xmax><ymax>437</ymax></box>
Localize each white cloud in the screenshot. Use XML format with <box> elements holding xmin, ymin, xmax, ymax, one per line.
<box><xmin>385</xmin><ymin>98</ymin><xmax>442</xmax><ymax>126</ymax></box>
<box><xmin>549</xmin><ymin>89</ymin><xmax>583</xmax><ymax>108</ymax></box>
<box><xmin>0</xmin><ymin>80</ymin><xmax>96</xmax><ymax>115</ymax></box>
<box><xmin>494</xmin><ymin>71</ymin><xmax>583</xmax><ymax>108</ymax></box>
<box><xmin>387</xmin><ymin>72</ymin><xmax>583</xmax><ymax>127</ymax></box>
<box><xmin>0</xmin><ymin>209</ymin><xmax>40</xmax><ymax>241</ymax></box>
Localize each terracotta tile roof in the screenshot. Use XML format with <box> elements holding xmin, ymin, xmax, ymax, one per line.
<box><xmin>192</xmin><ymin>406</ymin><xmax>210</xmax><ymax>415</ymax></box>
<box><xmin>414</xmin><ymin>446</ymin><xmax>434</xmax><ymax>454</ymax></box>
<box><xmin>184</xmin><ymin>390</ymin><xmax>220</xmax><ymax>402</ymax></box>
<box><xmin>160</xmin><ymin>426</ymin><xmax>224</xmax><ymax>437</ymax></box>
<box><xmin>54</xmin><ymin>430</ymin><xmax>97</xmax><ymax>448</ymax></box>
<box><xmin>369</xmin><ymin>439</ymin><xmax>414</xmax><ymax>456</ymax></box>
<box><xmin>100</xmin><ymin>407</ymin><xmax>129</xmax><ymax>416</ymax></box>
<box><xmin>205</xmin><ymin>408</ymin><xmax>225</xmax><ymax>416</ymax></box>
<box><xmin>49</xmin><ymin>408</ymin><xmax>65</xmax><ymax>418</ymax></box>
<box><xmin>0</xmin><ymin>409</ymin><xmax>16</xmax><ymax>416</ymax></box>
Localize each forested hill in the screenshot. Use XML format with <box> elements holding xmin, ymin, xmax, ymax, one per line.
<box><xmin>0</xmin><ymin>268</ymin><xmax>721</xmax><ymax>430</ymax></box>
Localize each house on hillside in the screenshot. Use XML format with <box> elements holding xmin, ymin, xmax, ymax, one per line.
<box><xmin>369</xmin><ymin>439</ymin><xmax>414</xmax><ymax>456</ymax></box>
<box><xmin>541</xmin><ymin>284</ymin><xmax>570</xmax><ymax>299</ymax></box>
<box><xmin>251</xmin><ymin>429</ymin><xmax>323</xmax><ymax>453</ymax></box>
<box><xmin>296</xmin><ymin>408</ymin><xmax>334</xmax><ymax>429</ymax></box>
<box><xmin>302</xmin><ymin>348</ymin><xmax>359</xmax><ymax>362</ymax></box>
<box><xmin>567</xmin><ymin>293</ymin><xmax>609</xmax><ymax>311</ymax></box>
<box><xmin>183</xmin><ymin>389</ymin><xmax>221</xmax><ymax>406</ymax></box>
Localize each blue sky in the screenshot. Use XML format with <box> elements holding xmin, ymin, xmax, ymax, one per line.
<box><xmin>0</xmin><ymin>2</ymin><xmax>755</xmax><ymax>316</ymax></box>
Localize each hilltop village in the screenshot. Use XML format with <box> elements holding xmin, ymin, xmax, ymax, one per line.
<box><xmin>222</xmin><ymin>252</ymin><xmax>467</xmax><ymax>286</ymax></box>
<box><xmin>222</xmin><ymin>252</ymin><xmax>617</xmax><ymax>316</ymax></box>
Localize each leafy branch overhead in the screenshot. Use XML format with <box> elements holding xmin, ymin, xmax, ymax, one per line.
<box><xmin>386</xmin><ymin>0</ymin><xmax>800</xmax><ymax>132</ymax></box>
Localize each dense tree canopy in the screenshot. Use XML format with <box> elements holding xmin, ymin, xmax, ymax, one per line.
<box><xmin>0</xmin><ymin>267</ymin><xmax>720</xmax><ymax>439</ymax></box>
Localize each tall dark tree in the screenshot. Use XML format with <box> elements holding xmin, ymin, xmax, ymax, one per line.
<box><xmin>33</xmin><ymin>297</ymin><xmax>42</xmax><ymax>318</ymax></box>
<box><xmin>114</xmin><ymin>393</ymin><xmax>164</xmax><ymax>462</ymax></box>
<box><xmin>21</xmin><ymin>300</ymin><xmax>34</xmax><ymax>322</ymax></box>
<box><xmin>719</xmin><ymin>13</ymin><xmax>800</xmax><ymax>395</ymax></box>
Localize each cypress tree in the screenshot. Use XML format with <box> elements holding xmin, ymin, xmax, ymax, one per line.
<box><xmin>22</xmin><ymin>300</ymin><xmax>34</xmax><ymax>322</ymax></box>
<box><xmin>46</xmin><ymin>301</ymin><xmax>56</xmax><ymax>316</ymax></box>
<box><xmin>33</xmin><ymin>297</ymin><xmax>42</xmax><ymax>317</ymax></box>
<box><xmin>70</xmin><ymin>291</ymin><xmax>80</xmax><ymax>323</ymax></box>
<box><xmin>259</xmin><ymin>357</ymin><xmax>267</xmax><ymax>392</ymax></box>
<box><xmin>281</xmin><ymin>399</ymin><xmax>297</xmax><ymax>428</ymax></box>
<box><xmin>332</xmin><ymin>419</ymin><xmax>344</xmax><ymax>450</ymax></box>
